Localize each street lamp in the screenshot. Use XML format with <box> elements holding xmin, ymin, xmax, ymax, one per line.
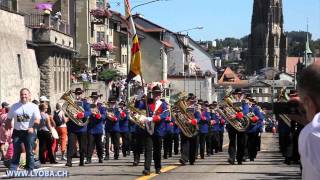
<box><xmin>131</xmin><ymin>0</ymin><xmax>170</xmax><ymax>12</ymax></box>
<box><xmin>126</xmin><ymin>0</ymin><xmax>169</xmax><ymax>101</ymax></box>
<box><xmin>177</xmin><ymin>26</ymin><xmax>204</xmax><ymax>34</ymax></box>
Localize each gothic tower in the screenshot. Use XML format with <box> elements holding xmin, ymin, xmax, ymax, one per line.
<box><xmin>247</xmin><ymin>0</ymin><xmax>287</xmax><ymax>74</ymax></box>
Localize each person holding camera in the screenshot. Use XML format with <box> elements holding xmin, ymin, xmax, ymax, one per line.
<box><xmin>297</xmin><ymin>61</ymin><xmax>320</xmax><ymax>180</ymax></box>
<box><xmin>5</xmin><ymin>88</ymin><xmax>41</xmax><ymax>171</ymax></box>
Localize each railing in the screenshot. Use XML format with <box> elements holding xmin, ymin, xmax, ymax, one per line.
<box><xmin>0</xmin><ymin>0</ymin><xmax>13</xmax><ymax>11</ymax></box>
<box><xmin>24</xmin><ymin>13</ymin><xmax>70</xmax><ymax>35</ymax></box>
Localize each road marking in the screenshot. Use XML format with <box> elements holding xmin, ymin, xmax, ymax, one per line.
<box><xmin>135</xmin><ymin>165</ymin><xmax>178</xmax><ymax>180</ymax></box>
<box><xmin>135</xmin><ymin>143</ymin><xmax>229</xmax><ymax>180</ymax></box>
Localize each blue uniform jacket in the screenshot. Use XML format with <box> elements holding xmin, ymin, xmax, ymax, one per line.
<box><xmin>195</xmin><ymin>111</ymin><xmax>209</xmax><ymax>134</ymax></box>
<box><xmin>210</xmin><ymin>112</ymin><xmax>220</xmax><ymax>132</ymax></box>
<box><xmin>67</xmin><ymin>100</ymin><xmax>91</xmax><ymax>133</ymax></box>
<box><xmin>105</xmin><ymin>108</ymin><xmax>120</xmax><ymax>133</ymax></box>
<box><xmin>147</xmin><ymin>100</ymin><xmax>169</xmax><ymax>137</ymax></box>
<box><xmin>247</xmin><ymin>106</ymin><xmax>263</xmax><ymax>134</ymax></box>
<box><xmin>242</xmin><ymin>102</ymin><xmax>250</xmax><ymax>115</ymax></box>
<box><xmin>119</xmin><ymin>110</ymin><xmax>129</xmax><ymax>133</ymax></box>
<box><xmin>163</xmin><ymin>116</ymin><xmax>174</xmax><ymax>135</ymax></box>
<box><xmin>87</xmin><ymin>105</ymin><xmax>106</xmax><ymax>134</ymax></box>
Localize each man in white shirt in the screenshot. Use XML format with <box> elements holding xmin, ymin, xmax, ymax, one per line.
<box><xmin>297</xmin><ymin>61</ymin><xmax>320</xmax><ymax>180</ymax></box>
<box><xmin>5</xmin><ymin>88</ymin><xmax>40</xmax><ymax>171</ymax></box>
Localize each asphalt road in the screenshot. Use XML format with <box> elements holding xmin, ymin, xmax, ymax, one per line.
<box><xmin>0</xmin><ymin>133</ymin><xmax>301</xmax><ymax>180</ymax></box>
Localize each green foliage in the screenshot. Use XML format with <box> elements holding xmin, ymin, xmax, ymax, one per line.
<box><xmin>71</xmin><ymin>60</ymin><xmax>86</xmax><ymax>74</ymax></box>
<box><xmin>82</xmin><ymin>81</ymin><xmax>90</xmax><ymax>91</ymax></box>
<box><xmin>98</xmin><ymin>69</ymin><xmax>119</xmax><ymax>82</ymax></box>
<box><xmin>286</xmin><ymin>31</ymin><xmax>320</xmax><ymax>57</ymax></box>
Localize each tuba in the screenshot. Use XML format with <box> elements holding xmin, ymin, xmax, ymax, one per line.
<box><xmin>60</xmin><ymin>90</ymin><xmax>89</xmax><ymax>126</ymax></box>
<box><xmin>216</xmin><ymin>94</ymin><xmax>250</xmax><ymax>132</ymax></box>
<box><xmin>127</xmin><ymin>98</ymin><xmax>154</xmax><ymax>135</ymax></box>
<box><xmin>172</xmin><ymin>94</ymin><xmax>198</xmax><ymax>138</ymax></box>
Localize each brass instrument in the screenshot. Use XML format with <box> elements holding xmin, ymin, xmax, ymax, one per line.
<box><xmin>276</xmin><ymin>87</ymin><xmax>291</xmax><ymax>127</ymax></box>
<box><xmin>216</xmin><ymin>94</ymin><xmax>250</xmax><ymax>132</ymax></box>
<box><xmin>127</xmin><ymin>98</ymin><xmax>147</xmax><ymax>129</ymax></box>
<box><xmin>60</xmin><ymin>90</ymin><xmax>89</xmax><ymax>126</ymax></box>
<box><xmin>173</xmin><ymin>94</ymin><xmax>198</xmax><ymax>138</ymax></box>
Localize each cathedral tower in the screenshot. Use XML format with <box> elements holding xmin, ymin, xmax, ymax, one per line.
<box><xmin>247</xmin><ymin>0</ymin><xmax>287</xmax><ymax>74</ymax></box>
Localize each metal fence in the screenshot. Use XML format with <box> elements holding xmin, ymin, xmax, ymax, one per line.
<box><xmin>24</xmin><ymin>13</ymin><xmax>70</xmax><ymax>35</ymax></box>
<box><xmin>0</xmin><ymin>0</ymin><xmax>12</xmax><ymax>11</ymax></box>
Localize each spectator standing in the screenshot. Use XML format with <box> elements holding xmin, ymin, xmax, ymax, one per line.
<box><xmin>5</xmin><ymin>88</ymin><xmax>41</xmax><ymax>171</ymax></box>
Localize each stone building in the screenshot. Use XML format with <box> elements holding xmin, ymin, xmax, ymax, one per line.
<box><xmin>0</xmin><ymin>7</ymin><xmax>40</xmax><ymax>104</ymax></box>
<box><xmin>246</xmin><ymin>0</ymin><xmax>287</xmax><ymax>74</ymax></box>
<box><xmin>69</xmin><ymin>0</ymin><xmax>113</xmax><ymax>68</ymax></box>
<box><xmin>0</xmin><ymin>0</ymin><xmax>74</xmax><ymax>107</ymax></box>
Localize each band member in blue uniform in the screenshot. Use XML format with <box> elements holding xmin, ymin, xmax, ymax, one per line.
<box><xmin>143</xmin><ymin>86</ymin><xmax>169</xmax><ymax>175</ymax></box>
<box><xmin>209</xmin><ymin>103</ymin><xmax>221</xmax><ymax>154</ymax></box>
<box><xmin>119</xmin><ymin>101</ymin><xmax>130</xmax><ymax>157</ymax></box>
<box><xmin>179</xmin><ymin>94</ymin><xmax>198</xmax><ymax>166</ymax></box>
<box><xmin>226</xmin><ymin>88</ymin><xmax>246</xmax><ymax>165</ymax></box>
<box><xmin>66</xmin><ymin>88</ymin><xmax>91</xmax><ymax>167</ymax></box>
<box><xmin>86</xmin><ymin>92</ymin><xmax>106</xmax><ymax>164</ymax></box>
<box><xmin>195</xmin><ymin>102</ymin><xmax>210</xmax><ymax>159</ymax></box>
<box><xmin>246</xmin><ymin>98</ymin><xmax>263</xmax><ymax>161</ymax></box>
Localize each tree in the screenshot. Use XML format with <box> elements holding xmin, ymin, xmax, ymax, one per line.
<box><xmin>286</xmin><ymin>31</ymin><xmax>320</xmax><ymax>57</ymax></box>
<box><xmin>98</xmin><ymin>69</ymin><xmax>119</xmax><ymax>82</ymax></box>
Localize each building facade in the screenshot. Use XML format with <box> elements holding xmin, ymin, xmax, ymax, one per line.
<box><xmin>69</xmin><ymin>0</ymin><xmax>113</xmax><ymax>68</ymax></box>
<box><xmin>2</xmin><ymin>0</ymin><xmax>74</xmax><ymax>107</ymax></box>
<box><xmin>247</xmin><ymin>0</ymin><xmax>287</xmax><ymax>74</ymax></box>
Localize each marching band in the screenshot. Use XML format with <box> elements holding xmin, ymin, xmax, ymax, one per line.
<box><xmin>51</xmin><ymin>84</ymin><xmax>304</xmax><ymax>175</ymax></box>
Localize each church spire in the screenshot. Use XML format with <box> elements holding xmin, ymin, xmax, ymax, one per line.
<box><xmin>304</xmin><ymin>20</ymin><xmax>314</xmax><ymax>66</ymax></box>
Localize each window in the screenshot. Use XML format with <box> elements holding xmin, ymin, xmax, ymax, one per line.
<box><xmin>253</xmin><ymin>89</ymin><xmax>257</xmax><ymax>94</ymax></box>
<box><xmin>54</xmin><ymin>71</ymin><xmax>57</xmax><ymax>92</ymax></box>
<box><xmin>96</xmin><ymin>0</ymin><xmax>104</xmax><ymax>8</ymax></box>
<box><xmin>17</xmin><ymin>54</ymin><xmax>23</xmax><ymax>79</ymax></box>
<box><xmin>96</xmin><ymin>31</ymin><xmax>105</xmax><ymax>42</ymax></box>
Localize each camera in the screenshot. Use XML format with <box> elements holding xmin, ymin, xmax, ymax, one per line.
<box><xmin>273</xmin><ymin>101</ymin><xmax>305</xmax><ymax>115</ymax></box>
<box><xmin>16</xmin><ymin>114</ymin><xmax>30</xmax><ymax>122</ymax></box>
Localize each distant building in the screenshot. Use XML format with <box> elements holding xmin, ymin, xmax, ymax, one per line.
<box><xmin>132</xmin><ymin>14</ymin><xmax>217</xmax><ymax>101</ymax></box>
<box><xmin>246</xmin><ymin>0</ymin><xmax>287</xmax><ymax>74</ymax></box>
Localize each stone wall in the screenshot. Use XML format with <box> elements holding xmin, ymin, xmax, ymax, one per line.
<box><xmin>0</xmin><ymin>9</ymin><xmax>40</xmax><ymax>104</ymax></box>
<box><xmin>36</xmin><ymin>48</ymin><xmax>72</xmax><ymax>110</ymax></box>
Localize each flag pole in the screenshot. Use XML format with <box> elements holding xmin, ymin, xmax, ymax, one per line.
<box><xmin>126</xmin><ymin>1</ymin><xmax>149</xmax><ymax>116</ymax></box>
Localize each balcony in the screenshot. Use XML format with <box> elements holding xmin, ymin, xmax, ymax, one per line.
<box><xmin>90</xmin><ymin>8</ymin><xmax>112</xmax><ymax>24</ymax></box>
<box><xmin>24</xmin><ymin>13</ymin><xmax>70</xmax><ymax>35</ymax></box>
<box><xmin>0</xmin><ymin>0</ymin><xmax>16</xmax><ymax>12</ymax></box>
<box><xmin>90</xmin><ymin>41</ymin><xmax>115</xmax><ymax>57</ymax></box>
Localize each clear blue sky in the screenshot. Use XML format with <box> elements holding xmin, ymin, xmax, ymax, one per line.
<box><xmin>109</xmin><ymin>0</ymin><xmax>320</xmax><ymax>41</ymax></box>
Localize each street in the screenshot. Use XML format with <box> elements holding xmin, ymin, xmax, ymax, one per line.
<box><xmin>0</xmin><ymin>133</ymin><xmax>301</xmax><ymax>180</ymax></box>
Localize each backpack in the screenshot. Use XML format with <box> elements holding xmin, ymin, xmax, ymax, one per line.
<box><xmin>53</xmin><ymin>110</ymin><xmax>63</xmax><ymax>127</ymax></box>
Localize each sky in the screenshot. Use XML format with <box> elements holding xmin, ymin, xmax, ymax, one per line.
<box><xmin>109</xmin><ymin>0</ymin><xmax>320</xmax><ymax>41</ymax></box>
